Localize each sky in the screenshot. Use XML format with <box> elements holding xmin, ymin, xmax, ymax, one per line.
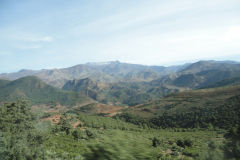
<box><xmin>0</xmin><ymin>0</ymin><xmax>240</xmax><ymax>73</ymax></box>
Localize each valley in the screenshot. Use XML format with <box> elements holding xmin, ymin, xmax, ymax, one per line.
<box><xmin>0</xmin><ymin>60</ymin><xmax>240</xmax><ymax>160</ymax></box>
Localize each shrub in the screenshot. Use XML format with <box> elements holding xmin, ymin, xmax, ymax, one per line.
<box><xmin>72</xmin><ymin>129</ymin><xmax>83</xmax><ymax>140</ymax></box>
<box><xmin>184</xmin><ymin>138</ymin><xmax>193</xmax><ymax>147</ymax></box>
<box><xmin>176</xmin><ymin>138</ymin><xmax>194</xmax><ymax>148</ymax></box>
<box><xmin>152</xmin><ymin>137</ymin><xmax>162</xmax><ymax>147</ymax></box>
<box><xmin>86</xmin><ymin>129</ymin><xmax>96</xmax><ymax>138</ymax></box>
<box><xmin>176</xmin><ymin>139</ymin><xmax>184</xmax><ymax>148</ymax></box>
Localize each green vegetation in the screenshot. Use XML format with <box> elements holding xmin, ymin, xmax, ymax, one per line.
<box><xmin>1</xmin><ymin>61</ymin><xmax>240</xmax><ymax>159</ymax></box>
<box><xmin>62</xmin><ymin>61</ymin><xmax>240</xmax><ymax>106</ymax></box>
<box><xmin>224</xmin><ymin>125</ymin><xmax>240</xmax><ymax>159</ymax></box>
<box><xmin>63</xmin><ymin>78</ymin><xmax>180</xmax><ymax>106</ymax></box>
<box><xmin>202</xmin><ymin>77</ymin><xmax>240</xmax><ymax>89</ymax></box>
<box><xmin>123</xmin><ymin>85</ymin><xmax>240</xmax><ymax>129</ymax></box>
<box><xmin>44</xmin><ymin>112</ymin><xmax>227</xmax><ymax>160</ymax></box>
<box><xmin>0</xmin><ymin>101</ymin><xmax>46</xmax><ymax>159</ymax></box>
<box><xmin>0</xmin><ymin>76</ymin><xmax>92</xmax><ymax>106</ymax></box>
<box><xmin>0</xmin><ymin>97</ymin><xmax>239</xmax><ymax>159</ymax></box>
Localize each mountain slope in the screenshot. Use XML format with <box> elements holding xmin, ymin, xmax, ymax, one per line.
<box><xmin>0</xmin><ymin>76</ymin><xmax>93</xmax><ymax>106</ymax></box>
<box><xmin>202</xmin><ymin>77</ymin><xmax>240</xmax><ymax>89</ymax></box>
<box><xmin>0</xmin><ymin>79</ymin><xmax>10</xmax><ymax>88</ymax></box>
<box><xmin>62</xmin><ymin>78</ymin><xmax>182</xmax><ymax>106</ymax></box>
<box><xmin>123</xmin><ymin>85</ymin><xmax>240</xmax><ymax>128</ymax></box>
<box><xmin>62</xmin><ymin>60</ymin><xmax>240</xmax><ymax>105</ymax></box>
<box><xmin>181</xmin><ymin>60</ymin><xmax>240</xmax><ymax>74</ymax></box>
<box><xmin>1</xmin><ymin>60</ymin><xmax>240</xmax><ymax>90</ymax></box>
<box><xmin>151</xmin><ymin>61</ymin><xmax>240</xmax><ymax>89</ymax></box>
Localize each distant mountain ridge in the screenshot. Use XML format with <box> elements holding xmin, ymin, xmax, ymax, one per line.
<box><xmin>181</xmin><ymin>60</ymin><xmax>240</xmax><ymax>74</ymax></box>
<box><xmin>61</xmin><ymin>60</ymin><xmax>240</xmax><ymax>105</ymax></box>
<box><xmin>1</xmin><ymin>60</ymin><xmax>240</xmax><ymax>91</ymax></box>
<box><xmin>150</xmin><ymin>60</ymin><xmax>240</xmax><ymax>89</ymax></box>
<box><xmin>0</xmin><ymin>61</ymin><xmax>187</xmax><ymax>88</ymax></box>
<box><xmin>1</xmin><ymin>60</ymin><xmax>240</xmax><ymax>107</ymax></box>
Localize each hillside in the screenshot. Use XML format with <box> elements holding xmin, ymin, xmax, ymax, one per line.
<box><xmin>181</xmin><ymin>60</ymin><xmax>240</xmax><ymax>74</ymax></box>
<box><xmin>61</xmin><ymin>60</ymin><xmax>240</xmax><ymax>105</ymax></box>
<box><xmin>0</xmin><ymin>76</ymin><xmax>93</xmax><ymax>106</ymax></box>
<box><xmin>122</xmin><ymin>85</ymin><xmax>240</xmax><ymax>128</ymax></box>
<box><xmin>151</xmin><ymin>61</ymin><xmax>240</xmax><ymax>89</ymax></box>
<box><xmin>129</xmin><ymin>85</ymin><xmax>240</xmax><ymax>116</ymax></box>
<box><xmin>1</xmin><ymin>63</ymin><xmax>240</xmax><ymax>160</ymax></box>
<box><xmin>1</xmin><ymin>60</ymin><xmax>240</xmax><ymax>107</ymax></box>
<box><xmin>0</xmin><ymin>79</ymin><xmax>10</xmax><ymax>88</ymax></box>
<box><xmin>202</xmin><ymin>77</ymin><xmax>240</xmax><ymax>89</ymax></box>
<box><xmin>62</xmin><ymin>78</ymin><xmax>182</xmax><ymax>106</ymax></box>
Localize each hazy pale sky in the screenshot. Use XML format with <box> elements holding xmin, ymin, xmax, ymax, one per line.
<box><xmin>0</xmin><ymin>0</ymin><xmax>240</xmax><ymax>73</ymax></box>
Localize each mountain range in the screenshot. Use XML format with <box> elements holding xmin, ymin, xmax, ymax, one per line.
<box><xmin>1</xmin><ymin>60</ymin><xmax>240</xmax><ymax>106</ymax></box>
<box><xmin>0</xmin><ymin>61</ymin><xmax>188</xmax><ymax>88</ymax></box>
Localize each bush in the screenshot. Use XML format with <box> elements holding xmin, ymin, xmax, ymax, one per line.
<box><xmin>184</xmin><ymin>138</ymin><xmax>193</xmax><ymax>147</ymax></box>
<box><xmin>0</xmin><ymin>101</ymin><xmax>46</xmax><ymax>159</ymax></box>
<box><xmin>176</xmin><ymin>139</ymin><xmax>184</xmax><ymax>148</ymax></box>
<box><xmin>86</xmin><ymin>129</ymin><xmax>96</xmax><ymax>138</ymax></box>
<box><xmin>208</xmin><ymin>140</ymin><xmax>217</xmax><ymax>150</ymax></box>
<box><xmin>223</xmin><ymin>126</ymin><xmax>240</xmax><ymax>159</ymax></box>
<box><xmin>152</xmin><ymin>137</ymin><xmax>162</xmax><ymax>147</ymax></box>
<box><xmin>176</xmin><ymin>138</ymin><xmax>193</xmax><ymax>148</ymax></box>
<box><xmin>72</xmin><ymin>129</ymin><xmax>84</xmax><ymax>140</ymax></box>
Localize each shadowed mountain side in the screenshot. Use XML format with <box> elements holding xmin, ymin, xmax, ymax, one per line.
<box><xmin>62</xmin><ymin>78</ymin><xmax>183</xmax><ymax>106</ymax></box>
<box><xmin>201</xmin><ymin>77</ymin><xmax>240</xmax><ymax>89</ymax></box>
<box><xmin>0</xmin><ymin>76</ymin><xmax>93</xmax><ymax>106</ymax></box>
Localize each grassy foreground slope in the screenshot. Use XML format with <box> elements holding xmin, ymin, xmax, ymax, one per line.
<box><xmin>42</xmin><ymin>112</ymin><xmax>226</xmax><ymax>160</ymax></box>
<box><xmin>0</xmin><ymin>76</ymin><xmax>93</xmax><ymax>106</ymax></box>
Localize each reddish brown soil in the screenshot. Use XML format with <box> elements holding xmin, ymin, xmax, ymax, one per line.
<box><xmin>41</xmin><ymin>114</ymin><xmax>61</xmax><ymax>124</ymax></box>
<box><xmin>32</xmin><ymin>104</ymin><xmax>67</xmax><ymax>113</ymax></box>
<box><xmin>72</xmin><ymin>121</ymin><xmax>83</xmax><ymax>128</ymax></box>
<box><xmin>93</xmin><ymin>103</ymin><xmax>126</xmax><ymax>117</ymax></box>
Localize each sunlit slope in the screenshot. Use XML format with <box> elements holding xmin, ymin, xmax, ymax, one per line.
<box><xmin>124</xmin><ymin>85</ymin><xmax>240</xmax><ymax>128</ymax></box>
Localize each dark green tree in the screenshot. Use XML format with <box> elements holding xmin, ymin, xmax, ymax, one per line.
<box><xmin>224</xmin><ymin>125</ymin><xmax>240</xmax><ymax>159</ymax></box>
<box><xmin>0</xmin><ymin>100</ymin><xmax>46</xmax><ymax>160</ymax></box>
<box><xmin>58</xmin><ymin>116</ymin><xmax>72</xmax><ymax>135</ymax></box>
<box><xmin>152</xmin><ymin>137</ymin><xmax>161</xmax><ymax>147</ymax></box>
<box><xmin>72</xmin><ymin>129</ymin><xmax>84</xmax><ymax>140</ymax></box>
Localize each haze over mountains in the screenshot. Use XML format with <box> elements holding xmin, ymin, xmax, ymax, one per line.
<box><xmin>1</xmin><ymin>60</ymin><xmax>239</xmax><ymax>87</ymax></box>
<box><xmin>0</xmin><ymin>60</ymin><xmax>240</xmax><ymax>106</ymax></box>
<box><xmin>0</xmin><ymin>61</ymin><xmax>185</xmax><ymax>88</ymax></box>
